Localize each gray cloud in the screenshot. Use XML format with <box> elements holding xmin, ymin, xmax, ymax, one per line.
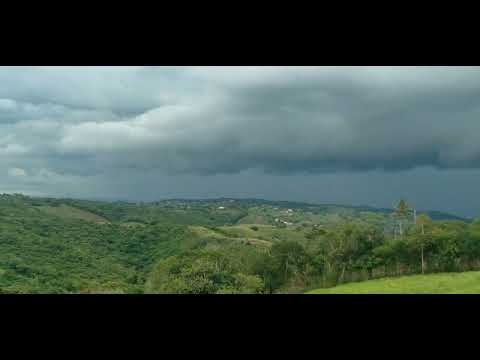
<box><xmin>48</xmin><ymin>66</ymin><xmax>480</xmax><ymax>175</ymax></box>
<box><xmin>1</xmin><ymin>66</ymin><xmax>480</xmax><ymax>216</ymax></box>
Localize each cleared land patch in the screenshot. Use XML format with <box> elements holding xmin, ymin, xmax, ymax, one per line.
<box><xmin>189</xmin><ymin>225</ymin><xmax>272</xmax><ymax>248</ymax></box>
<box><xmin>218</xmin><ymin>224</ymin><xmax>309</xmax><ymax>243</ymax></box>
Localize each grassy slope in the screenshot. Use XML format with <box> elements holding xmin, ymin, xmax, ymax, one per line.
<box><xmin>189</xmin><ymin>225</ymin><xmax>272</xmax><ymax>248</ymax></box>
<box><xmin>307</xmin><ymin>272</ymin><xmax>480</xmax><ymax>294</ymax></box>
<box><xmin>37</xmin><ymin>205</ymin><xmax>109</xmax><ymax>224</ymax></box>
<box><xmin>218</xmin><ymin>224</ymin><xmax>307</xmax><ymax>240</ymax></box>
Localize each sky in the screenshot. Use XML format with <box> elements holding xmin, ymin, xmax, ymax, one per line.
<box><xmin>1</xmin><ymin>66</ymin><xmax>480</xmax><ymax>217</ymax></box>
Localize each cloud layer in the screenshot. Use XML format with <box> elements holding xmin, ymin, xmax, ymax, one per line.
<box><xmin>1</xmin><ymin>66</ymin><xmax>480</xmax><ymax>215</ymax></box>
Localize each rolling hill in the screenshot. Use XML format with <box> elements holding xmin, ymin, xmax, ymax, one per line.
<box><xmin>0</xmin><ymin>193</ymin><xmax>475</xmax><ymax>294</ymax></box>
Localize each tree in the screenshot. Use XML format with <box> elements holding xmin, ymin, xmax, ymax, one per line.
<box><xmin>373</xmin><ymin>238</ymin><xmax>410</xmax><ymax>276</ymax></box>
<box><xmin>254</xmin><ymin>241</ymin><xmax>309</xmax><ymax>293</ymax></box>
<box><xmin>254</xmin><ymin>252</ymin><xmax>283</xmax><ymax>294</ymax></box>
<box><xmin>271</xmin><ymin>241</ymin><xmax>309</xmax><ymax>283</ymax></box>
<box><xmin>459</xmin><ymin>231</ymin><xmax>480</xmax><ymax>270</ymax></box>
<box><xmin>146</xmin><ymin>249</ymin><xmax>254</xmax><ymax>294</ymax></box>
<box><xmin>397</xmin><ymin>199</ymin><xmax>409</xmax><ymax>217</ymax></box>
<box><xmin>396</xmin><ymin>199</ymin><xmax>410</xmax><ymax>236</ymax></box>
<box><xmin>415</xmin><ymin>213</ymin><xmax>432</xmax><ymax>273</ymax></box>
<box><xmin>236</xmin><ymin>273</ymin><xmax>263</xmax><ymax>293</ymax></box>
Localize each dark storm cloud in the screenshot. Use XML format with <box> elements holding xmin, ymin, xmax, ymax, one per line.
<box><xmin>1</xmin><ymin>66</ymin><xmax>480</xmax><ymax>216</ymax></box>
<box><xmin>49</xmin><ymin>66</ymin><xmax>480</xmax><ymax>175</ymax></box>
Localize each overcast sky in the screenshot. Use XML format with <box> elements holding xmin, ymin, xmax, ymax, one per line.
<box><xmin>1</xmin><ymin>66</ymin><xmax>480</xmax><ymax>217</ymax></box>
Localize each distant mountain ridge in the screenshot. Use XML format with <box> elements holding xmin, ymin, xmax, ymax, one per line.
<box><xmin>1</xmin><ymin>193</ymin><xmax>469</xmax><ymax>222</ymax></box>
<box><xmin>147</xmin><ymin>197</ymin><xmax>469</xmax><ymax>222</ymax></box>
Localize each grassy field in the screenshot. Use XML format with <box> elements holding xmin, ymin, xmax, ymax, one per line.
<box><xmin>189</xmin><ymin>225</ymin><xmax>273</xmax><ymax>248</ymax></box>
<box><xmin>218</xmin><ymin>224</ymin><xmax>308</xmax><ymax>242</ymax></box>
<box><xmin>307</xmin><ymin>272</ymin><xmax>480</xmax><ymax>294</ymax></box>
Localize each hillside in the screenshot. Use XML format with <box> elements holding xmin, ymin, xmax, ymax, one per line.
<box><xmin>11</xmin><ymin>195</ymin><xmax>465</xmax><ymax>228</ymax></box>
<box><xmin>37</xmin><ymin>204</ymin><xmax>109</xmax><ymax>224</ymax></box>
<box><xmin>0</xmin><ymin>194</ymin><xmax>278</xmax><ymax>293</ymax></box>
<box><xmin>0</xmin><ymin>193</ymin><xmax>478</xmax><ymax>294</ymax></box>
<box><xmin>306</xmin><ymin>272</ymin><xmax>480</xmax><ymax>294</ymax></box>
<box><xmin>48</xmin><ymin>197</ymin><xmax>467</xmax><ymax>227</ymax></box>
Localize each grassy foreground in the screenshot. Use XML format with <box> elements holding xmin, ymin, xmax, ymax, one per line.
<box><xmin>306</xmin><ymin>272</ymin><xmax>480</xmax><ymax>294</ymax></box>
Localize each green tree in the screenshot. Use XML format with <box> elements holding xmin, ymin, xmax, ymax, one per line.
<box><xmin>395</xmin><ymin>199</ymin><xmax>409</xmax><ymax>236</ymax></box>
<box><xmin>254</xmin><ymin>253</ymin><xmax>283</xmax><ymax>294</ymax></box>
<box><xmin>415</xmin><ymin>213</ymin><xmax>432</xmax><ymax>273</ymax></box>
<box><xmin>459</xmin><ymin>231</ymin><xmax>480</xmax><ymax>270</ymax></box>
<box><xmin>254</xmin><ymin>241</ymin><xmax>309</xmax><ymax>293</ymax></box>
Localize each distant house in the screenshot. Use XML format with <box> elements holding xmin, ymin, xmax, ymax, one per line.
<box><xmin>218</xmin><ymin>206</ymin><xmax>225</xmax><ymax>210</ymax></box>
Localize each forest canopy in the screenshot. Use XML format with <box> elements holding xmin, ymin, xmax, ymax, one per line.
<box><xmin>0</xmin><ymin>194</ymin><xmax>477</xmax><ymax>294</ymax></box>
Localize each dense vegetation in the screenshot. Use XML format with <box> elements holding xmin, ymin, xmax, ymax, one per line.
<box><xmin>0</xmin><ymin>193</ymin><xmax>477</xmax><ymax>294</ymax></box>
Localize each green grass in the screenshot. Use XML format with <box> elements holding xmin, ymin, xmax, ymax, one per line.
<box><xmin>189</xmin><ymin>225</ymin><xmax>272</xmax><ymax>248</ymax></box>
<box><xmin>306</xmin><ymin>272</ymin><xmax>480</xmax><ymax>294</ymax></box>
<box><xmin>218</xmin><ymin>224</ymin><xmax>308</xmax><ymax>242</ymax></box>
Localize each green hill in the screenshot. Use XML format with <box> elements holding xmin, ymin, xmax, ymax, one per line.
<box><xmin>307</xmin><ymin>272</ymin><xmax>480</xmax><ymax>294</ymax></box>
<box><xmin>0</xmin><ymin>194</ymin><xmax>274</xmax><ymax>293</ymax></box>
<box><xmin>0</xmin><ymin>193</ymin><xmax>477</xmax><ymax>294</ymax></box>
<box><xmin>37</xmin><ymin>204</ymin><xmax>109</xmax><ymax>224</ymax></box>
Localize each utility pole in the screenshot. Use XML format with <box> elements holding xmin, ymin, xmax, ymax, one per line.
<box><xmin>413</xmin><ymin>208</ymin><xmax>417</xmax><ymax>225</ymax></box>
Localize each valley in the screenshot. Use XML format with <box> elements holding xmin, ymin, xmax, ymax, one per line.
<box><xmin>0</xmin><ymin>193</ymin><xmax>477</xmax><ymax>294</ymax></box>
